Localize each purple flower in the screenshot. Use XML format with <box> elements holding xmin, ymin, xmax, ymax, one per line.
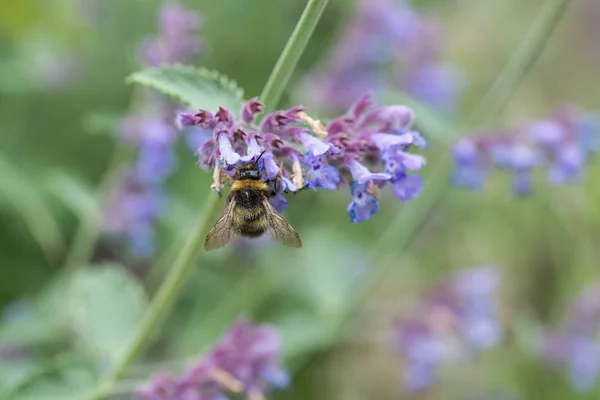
<box><xmin>104</xmin><ymin>172</ymin><xmax>164</xmax><ymax>257</ymax></box>
<box><xmin>348</xmin><ymin>160</ymin><xmax>391</xmax><ymax>185</ymax></box>
<box><xmin>303</xmin><ymin>153</ymin><xmax>340</xmax><ymax>191</ymax></box>
<box><xmin>0</xmin><ymin>344</ymin><xmax>28</xmax><ymax>359</ymax></box>
<box><xmin>177</xmin><ymin>94</ymin><xmax>426</xmax><ymax>223</ymax></box>
<box><xmin>567</xmin><ymin>336</ymin><xmax>599</xmax><ymax>392</ymax></box>
<box><xmin>241</xmin><ymin>97</ymin><xmax>263</xmax><ymax>124</ymax></box>
<box><xmin>392</xmin><ymin>174</ymin><xmax>423</xmax><ymax>202</ymax></box>
<box><xmin>454</xmin><ymin>267</ymin><xmax>502</xmax><ymax>350</ymax></box>
<box><xmin>547</xmin><ymin>143</ymin><xmax>586</xmax><ymax>184</ymax></box>
<box><xmin>137</xmin><ymin>372</ymin><xmax>178</xmax><ymax>400</ymax></box>
<box><xmin>137</xmin><ymin>318</ymin><xmax>288</xmax><ymax>400</ymax></box>
<box><xmin>541</xmin><ymin>283</ymin><xmax>600</xmax><ymax>392</ymax></box>
<box><xmin>451</xmin><ymin>138</ymin><xmax>487</xmax><ymax>190</ymax></box>
<box><xmin>403</xmin><ymin>63</ymin><xmax>464</xmax><ymax>115</ymax></box>
<box><xmin>299</xmin><ymin>131</ymin><xmax>337</xmax><ymax>156</ymax></box>
<box><xmin>393</xmin><ymin>266</ymin><xmax>503</xmax><ymax>391</ymax></box>
<box><xmin>141</xmin><ymin>1</ymin><xmax>203</xmax><ymax>66</ymax></box>
<box><xmin>347</xmin><ymin>183</ymin><xmax>379</xmax><ymax>224</ymax></box>
<box><xmin>300</xmin><ymin>0</ymin><xmax>463</xmax><ymax>114</ymax></box>
<box><xmin>453</xmin><ymin>105</ymin><xmax>599</xmax><ymax>197</ymax></box>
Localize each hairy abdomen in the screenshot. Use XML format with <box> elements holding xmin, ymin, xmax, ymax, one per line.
<box><xmin>231</xmin><ymin>191</ymin><xmax>269</xmax><ymax>237</ymax></box>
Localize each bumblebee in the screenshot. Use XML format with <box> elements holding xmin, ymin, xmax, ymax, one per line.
<box><xmin>204</xmin><ymin>157</ymin><xmax>302</xmax><ymax>251</ymax></box>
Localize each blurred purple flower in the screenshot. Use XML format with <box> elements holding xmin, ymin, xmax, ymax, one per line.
<box><xmin>141</xmin><ymin>1</ymin><xmax>203</xmax><ymax>66</ymax></box>
<box><xmin>0</xmin><ymin>344</ymin><xmax>28</xmax><ymax>359</ymax></box>
<box><xmin>451</xmin><ymin>105</ymin><xmax>599</xmax><ymax>196</ymax></box>
<box><xmin>393</xmin><ymin>266</ymin><xmax>503</xmax><ymax>391</ymax></box>
<box><xmin>103</xmin><ymin>2</ymin><xmax>202</xmax><ymax>257</ymax></box>
<box><xmin>300</xmin><ymin>0</ymin><xmax>463</xmax><ymax>114</ymax></box>
<box><xmin>103</xmin><ymin>172</ymin><xmax>164</xmax><ymax>257</ymax></box>
<box><xmin>177</xmin><ymin>93</ymin><xmax>426</xmax><ymax>222</ymax></box>
<box><xmin>541</xmin><ymin>283</ymin><xmax>600</xmax><ymax>392</ymax></box>
<box><xmin>137</xmin><ymin>318</ymin><xmax>288</xmax><ymax>400</ymax></box>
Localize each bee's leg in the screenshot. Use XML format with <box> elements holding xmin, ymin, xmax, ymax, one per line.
<box><xmin>270</xmin><ymin>163</ymin><xmax>286</xmax><ymax>196</ymax></box>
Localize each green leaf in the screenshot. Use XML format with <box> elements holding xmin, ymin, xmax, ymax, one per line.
<box><xmin>127</xmin><ymin>64</ymin><xmax>245</xmax><ymax>111</ymax></box>
<box><xmin>5</xmin><ymin>354</ymin><xmax>98</xmax><ymax>400</ymax></box>
<box><xmin>66</xmin><ymin>264</ymin><xmax>148</xmax><ymax>364</ymax></box>
<box><xmin>0</xmin><ymin>359</ymin><xmax>40</xmax><ymax>393</ymax></box>
<box><xmin>0</xmin><ymin>154</ymin><xmax>65</xmax><ymax>264</ymax></box>
<box><xmin>0</xmin><ymin>272</ymin><xmax>72</xmax><ymax>345</ymax></box>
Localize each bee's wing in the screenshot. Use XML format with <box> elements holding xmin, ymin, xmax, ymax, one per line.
<box><xmin>204</xmin><ymin>198</ymin><xmax>238</xmax><ymax>251</ymax></box>
<box><xmin>262</xmin><ymin>197</ymin><xmax>302</xmax><ymax>248</ymax></box>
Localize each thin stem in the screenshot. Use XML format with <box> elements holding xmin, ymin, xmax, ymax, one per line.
<box><xmin>93</xmin><ymin>194</ymin><xmax>222</xmax><ymax>399</ymax></box>
<box><xmin>65</xmin><ymin>141</ymin><xmax>132</xmax><ymax>268</ymax></box>
<box><xmin>467</xmin><ymin>0</ymin><xmax>571</xmax><ymax>126</ymax></box>
<box><xmin>259</xmin><ymin>0</ymin><xmax>329</xmax><ymax>114</ymax></box>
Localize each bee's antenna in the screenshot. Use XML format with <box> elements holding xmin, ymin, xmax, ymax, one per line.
<box><xmin>253</xmin><ymin>150</ymin><xmax>267</xmax><ymax>166</ymax></box>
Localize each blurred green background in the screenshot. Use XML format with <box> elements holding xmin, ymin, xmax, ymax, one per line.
<box><xmin>1</xmin><ymin>0</ymin><xmax>600</xmax><ymax>399</ymax></box>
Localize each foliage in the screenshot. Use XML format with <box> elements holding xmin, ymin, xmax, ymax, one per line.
<box><xmin>1</xmin><ymin>0</ymin><xmax>599</xmax><ymax>399</ymax></box>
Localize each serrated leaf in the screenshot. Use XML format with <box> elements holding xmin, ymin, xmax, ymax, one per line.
<box><xmin>0</xmin><ymin>154</ymin><xmax>65</xmax><ymax>264</ymax></box>
<box><xmin>66</xmin><ymin>264</ymin><xmax>148</xmax><ymax>364</ymax></box>
<box><xmin>127</xmin><ymin>64</ymin><xmax>245</xmax><ymax>112</ymax></box>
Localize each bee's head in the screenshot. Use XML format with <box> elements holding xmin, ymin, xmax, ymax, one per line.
<box><xmin>239</xmin><ymin>164</ymin><xmax>260</xmax><ymax>180</ymax></box>
<box><xmin>237</xmin><ymin>150</ymin><xmax>266</xmax><ymax>180</ymax></box>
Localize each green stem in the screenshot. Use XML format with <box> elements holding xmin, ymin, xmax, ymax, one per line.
<box><xmin>65</xmin><ymin>141</ymin><xmax>132</xmax><ymax>268</ymax></box>
<box><xmin>93</xmin><ymin>194</ymin><xmax>222</xmax><ymax>399</ymax></box>
<box><xmin>91</xmin><ymin>0</ymin><xmax>330</xmax><ymax>396</ymax></box>
<box><xmin>259</xmin><ymin>0</ymin><xmax>329</xmax><ymax>113</ymax></box>
<box><xmin>467</xmin><ymin>0</ymin><xmax>571</xmax><ymax>126</ymax></box>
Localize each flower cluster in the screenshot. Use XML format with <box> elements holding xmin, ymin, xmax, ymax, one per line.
<box><xmin>103</xmin><ymin>2</ymin><xmax>202</xmax><ymax>256</ymax></box>
<box><xmin>137</xmin><ymin>318</ymin><xmax>289</xmax><ymax>400</ymax></box>
<box><xmin>393</xmin><ymin>266</ymin><xmax>502</xmax><ymax>391</ymax></box>
<box><xmin>141</xmin><ymin>1</ymin><xmax>203</xmax><ymax>66</ymax></box>
<box><xmin>541</xmin><ymin>283</ymin><xmax>600</xmax><ymax>392</ymax></box>
<box><xmin>452</xmin><ymin>105</ymin><xmax>599</xmax><ymax>196</ymax></box>
<box><xmin>300</xmin><ymin>0</ymin><xmax>463</xmax><ymax>114</ymax></box>
<box><xmin>177</xmin><ymin>93</ymin><xmax>427</xmax><ymax>222</ymax></box>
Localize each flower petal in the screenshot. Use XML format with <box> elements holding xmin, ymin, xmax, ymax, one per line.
<box><xmin>347</xmin><ymin>183</ymin><xmax>379</xmax><ymax>223</ymax></box>
<box><xmin>399</xmin><ymin>152</ymin><xmax>427</xmax><ymax>170</ymax></box>
<box><xmin>217</xmin><ymin>133</ymin><xmax>241</xmax><ymax>165</ymax></box>
<box><xmin>393</xmin><ymin>174</ymin><xmax>423</xmax><ymax>201</ymax></box>
<box><xmin>349</xmin><ymin>160</ymin><xmax>391</xmax><ymax>185</ymax></box>
<box><xmin>175</xmin><ymin>112</ymin><xmax>197</xmax><ymax>129</ymax></box>
<box><xmin>305</xmin><ymin>161</ymin><xmax>340</xmax><ymax>190</ymax></box>
<box><xmin>240</xmin><ymin>136</ymin><xmax>264</xmax><ymax>162</ymax></box>
<box><xmin>241</xmin><ymin>97</ymin><xmax>264</xmax><ymax>124</ymax></box>
<box><xmin>269</xmin><ymin>194</ymin><xmax>288</xmax><ymax>213</ymax></box>
<box><xmin>262</xmin><ymin>153</ymin><xmax>279</xmax><ymax>179</ymax></box>
<box><xmin>300</xmin><ymin>132</ymin><xmax>338</xmax><ymax>156</ymax></box>
<box><xmin>348</xmin><ymin>92</ymin><xmax>374</xmax><ymax>119</ymax></box>
<box><xmin>281</xmin><ymin>176</ymin><xmax>297</xmax><ymax>192</ymax></box>
<box><xmin>371</xmin><ymin>132</ymin><xmax>413</xmax><ymax>150</ymax></box>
